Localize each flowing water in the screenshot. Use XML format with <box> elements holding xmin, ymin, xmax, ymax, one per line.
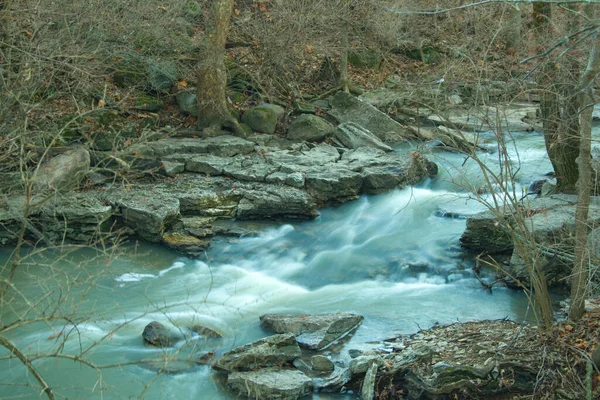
<box><xmin>0</xmin><ymin>130</ymin><xmax>565</xmax><ymax>399</ymax></box>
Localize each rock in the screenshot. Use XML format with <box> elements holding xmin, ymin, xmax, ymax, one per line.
<box><xmin>328</xmin><ymin>91</ymin><xmax>415</xmax><ymax>142</ymax></box>
<box><xmin>142</xmin><ymin>321</ymin><xmax>180</xmax><ymax>347</ymax></box>
<box><xmin>133</xmin><ymin>94</ymin><xmax>162</xmax><ymax>112</ymax></box>
<box><xmin>286</xmin><ymin>114</ymin><xmax>333</xmax><ymax>142</ymax></box>
<box><xmin>162</xmin><ymin>231</ymin><xmax>209</xmax><ymax>254</ymax></box>
<box><xmin>259</xmin><ymin>313</ymin><xmax>364</xmax><ymax>350</ymax></box>
<box><xmin>39</xmin><ymin>192</ymin><xmax>114</xmax><ymax>243</ymax></box>
<box><xmin>334</xmin><ymin>122</ymin><xmax>393</xmax><ymax>152</ymax></box>
<box><xmin>161</xmin><ymin>161</ymin><xmax>185</xmax><ymax>177</ymax></box>
<box><xmin>185</xmin><ymin>154</ymin><xmax>237</xmax><ymax>175</ymax></box>
<box><xmin>360</xmin><ymin>363</ymin><xmax>378</xmax><ymax>400</ymax></box>
<box><xmin>35</xmin><ymin>148</ymin><xmax>90</xmax><ymax>192</ymax></box>
<box><xmin>416</xmin><ymin>125</ymin><xmax>484</xmax><ymax>153</ymax></box>
<box><xmin>128</xmin><ymin>135</ymin><xmax>255</xmax><ymax>158</ymax></box>
<box><xmin>427</xmin><ymin>103</ymin><xmax>538</xmax><ymax>132</ymax></box>
<box><xmin>212</xmin><ymin>333</ymin><xmax>301</xmax><ymax>372</ymax></box>
<box><xmin>257</xmin><ymin>103</ymin><xmax>285</xmax><ymax>121</ymax></box>
<box><xmin>147</xmin><ymin>61</ymin><xmax>178</xmax><ymax>91</ymax></box>
<box><xmin>459</xmin><ymin>210</ymin><xmax>512</xmax><ymax>253</ymax></box>
<box><xmin>448</xmin><ymin>94</ymin><xmax>463</xmax><ymax>105</ymax></box>
<box><xmin>176</xmin><ymin>91</ymin><xmax>198</xmax><ymax>116</ymax></box>
<box><xmin>311</xmin><ymin>366</ymin><xmax>352</xmax><ymax>392</ymax></box>
<box><xmin>311</xmin><ymin>355</ymin><xmax>334</xmax><ymax>373</ymax></box>
<box><xmin>349</xmin><ymin>354</ymin><xmax>385</xmax><ymax>375</ymax></box>
<box><xmin>227</xmin><ymin>368</ymin><xmax>313</xmax><ymax>400</ymax></box>
<box><xmin>236</xmin><ymin>184</ymin><xmax>318</xmax><ymax>220</ymax></box>
<box><xmin>190</xmin><ymin>325</ymin><xmax>223</xmax><ymax>338</ymax></box>
<box><xmin>305</xmin><ymin>167</ymin><xmax>363</xmax><ymax>204</ymax></box>
<box><xmin>242</xmin><ymin>104</ymin><xmax>280</xmax><ymax>134</ymax></box>
<box><xmin>266</xmin><ymin>171</ymin><xmax>305</xmax><ymax>188</ymax></box>
<box><xmin>348</xmin><ymin>48</ymin><xmax>383</xmax><ymax>69</ymax></box>
<box><xmin>359</xmin><ymin>89</ymin><xmax>408</xmax><ymax>110</ymax></box>
<box><xmin>111</xmin><ymin>54</ymin><xmax>147</xmax><ymax>88</ymax></box>
<box><xmin>110</xmin><ymin>191</ymin><xmax>180</xmax><ymax>242</ymax></box>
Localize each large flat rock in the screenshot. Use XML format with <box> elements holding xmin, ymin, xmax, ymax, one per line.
<box><xmin>227</xmin><ymin>368</ymin><xmax>313</xmax><ymax>400</ymax></box>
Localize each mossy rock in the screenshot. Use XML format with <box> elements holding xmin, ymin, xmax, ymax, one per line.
<box><xmin>176</xmin><ymin>91</ymin><xmax>198</xmax><ymax>116</ymax></box>
<box><xmin>348</xmin><ymin>49</ymin><xmax>383</xmax><ymax>70</ymax></box>
<box><xmin>111</xmin><ymin>55</ymin><xmax>148</xmax><ymax>88</ymax></box>
<box><xmin>183</xmin><ymin>1</ymin><xmax>202</xmax><ymax>18</ymax></box>
<box><xmin>147</xmin><ymin>61</ymin><xmax>178</xmax><ymax>91</ymax></box>
<box><xmin>134</xmin><ymin>95</ymin><xmax>163</xmax><ymax>112</ymax></box>
<box><xmin>241</xmin><ymin>105</ymin><xmax>279</xmax><ymax>134</ymax></box>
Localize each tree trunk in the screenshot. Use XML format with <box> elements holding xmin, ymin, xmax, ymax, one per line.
<box><xmin>569</xmin><ymin>10</ymin><xmax>600</xmax><ymax>321</ymax></box>
<box><xmin>534</xmin><ymin>3</ymin><xmax>580</xmax><ymax>193</ymax></box>
<box><xmin>196</xmin><ymin>0</ymin><xmax>244</xmax><ymax>137</ymax></box>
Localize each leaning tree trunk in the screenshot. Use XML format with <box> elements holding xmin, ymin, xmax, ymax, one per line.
<box><xmin>196</xmin><ymin>0</ymin><xmax>244</xmax><ymax>137</ymax></box>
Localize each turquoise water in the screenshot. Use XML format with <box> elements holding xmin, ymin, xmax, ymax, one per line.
<box><xmin>0</xmin><ymin>130</ymin><xmax>557</xmax><ymax>399</ymax></box>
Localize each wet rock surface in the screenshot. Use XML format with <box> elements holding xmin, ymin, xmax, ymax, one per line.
<box><xmin>227</xmin><ymin>368</ymin><xmax>313</xmax><ymax>400</ymax></box>
<box><xmin>260</xmin><ymin>313</ymin><xmax>364</xmax><ymax>350</ymax></box>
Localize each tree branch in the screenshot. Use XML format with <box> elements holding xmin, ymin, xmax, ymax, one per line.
<box><xmin>0</xmin><ymin>335</ymin><xmax>55</xmax><ymax>400</ymax></box>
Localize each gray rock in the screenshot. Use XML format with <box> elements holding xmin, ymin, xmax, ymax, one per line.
<box><xmin>448</xmin><ymin>94</ymin><xmax>463</xmax><ymax>105</ymax></box>
<box><xmin>266</xmin><ymin>171</ymin><xmax>305</xmax><ymax>188</ymax></box>
<box><xmin>311</xmin><ymin>366</ymin><xmax>352</xmax><ymax>392</ymax></box>
<box><xmin>328</xmin><ymin>91</ymin><xmax>415</xmax><ymax>142</ymax></box>
<box><xmin>162</xmin><ymin>231</ymin><xmax>210</xmax><ymax>254</ymax></box>
<box><xmin>35</xmin><ymin>148</ymin><xmax>90</xmax><ymax>192</ymax></box>
<box><xmin>242</xmin><ymin>105</ymin><xmax>280</xmax><ymax>134</ymax></box>
<box><xmin>236</xmin><ymin>184</ymin><xmax>318</xmax><ymax>220</ymax></box>
<box><xmin>212</xmin><ymin>333</ymin><xmax>301</xmax><ymax>372</ymax></box>
<box><xmin>427</xmin><ymin>104</ymin><xmax>537</xmax><ymax>132</ymax></box>
<box><xmin>112</xmin><ymin>192</ymin><xmax>180</xmax><ymax>242</ymax></box>
<box><xmin>361</xmin><ymin>164</ymin><xmax>412</xmax><ymax>194</ymax></box>
<box><xmin>227</xmin><ymin>368</ymin><xmax>313</xmax><ymax>400</ymax></box>
<box><xmin>349</xmin><ymin>354</ymin><xmax>385</xmax><ymax>374</ymax></box>
<box><xmin>133</xmin><ymin>94</ymin><xmax>162</xmax><ymax>112</ymax></box>
<box><xmin>360</xmin><ymin>363</ymin><xmax>378</xmax><ymax>400</ymax></box>
<box><xmin>176</xmin><ymin>91</ymin><xmax>198</xmax><ymax>116</ymax></box>
<box><xmin>260</xmin><ymin>313</ymin><xmax>364</xmax><ymax>350</ymax></box>
<box><xmin>459</xmin><ymin>210</ymin><xmax>512</xmax><ymax>253</ymax></box>
<box><xmin>311</xmin><ymin>355</ymin><xmax>334</xmax><ymax>373</ymax></box>
<box><xmin>147</xmin><ymin>61</ymin><xmax>178</xmax><ymax>91</ymax></box>
<box><xmin>128</xmin><ymin>135</ymin><xmax>255</xmax><ymax>158</ymax></box>
<box><xmin>334</xmin><ymin>122</ymin><xmax>393</xmax><ymax>152</ymax></box>
<box><xmin>161</xmin><ymin>161</ymin><xmax>184</xmax><ymax>177</ymax></box>
<box><xmin>340</xmin><ymin>147</ymin><xmax>387</xmax><ymax>169</ymax></box>
<box><xmin>359</xmin><ymin>89</ymin><xmax>408</xmax><ymax>109</ymax></box>
<box><xmin>257</xmin><ymin>103</ymin><xmax>286</xmax><ymax>121</ymax></box>
<box><xmin>305</xmin><ymin>167</ymin><xmax>363</xmax><ymax>204</ymax></box>
<box><xmin>185</xmin><ymin>154</ymin><xmax>237</xmax><ymax>175</ymax></box>
<box><xmin>189</xmin><ymin>325</ymin><xmax>223</xmax><ymax>338</ymax></box>
<box><xmin>142</xmin><ymin>321</ymin><xmax>180</xmax><ymax>347</ymax></box>
<box><xmin>287</xmin><ymin>114</ymin><xmax>333</xmax><ymax>142</ymax></box>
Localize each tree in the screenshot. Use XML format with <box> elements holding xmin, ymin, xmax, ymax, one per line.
<box><xmin>196</xmin><ymin>0</ymin><xmax>245</xmax><ymax>137</ymax></box>
<box><xmin>569</xmin><ymin>4</ymin><xmax>599</xmax><ymax>321</ymax></box>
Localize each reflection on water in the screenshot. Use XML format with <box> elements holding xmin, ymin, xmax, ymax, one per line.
<box><xmin>0</xmin><ymin>131</ymin><xmax>558</xmax><ymax>399</ymax></box>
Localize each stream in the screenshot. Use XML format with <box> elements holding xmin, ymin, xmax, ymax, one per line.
<box><xmin>0</xmin><ymin>129</ymin><xmax>568</xmax><ymax>399</ymax></box>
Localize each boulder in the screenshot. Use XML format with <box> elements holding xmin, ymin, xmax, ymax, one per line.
<box><xmin>176</xmin><ymin>91</ymin><xmax>198</xmax><ymax>116</ymax></box>
<box><xmin>190</xmin><ymin>325</ymin><xmax>223</xmax><ymax>338</ymax></box>
<box><xmin>349</xmin><ymin>354</ymin><xmax>385</xmax><ymax>375</ymax></box>
<box><xmin>35</xmin><ymin>148</ymin><xmax>90</xmax><ymax>192</ymax></box>
<box><xmin>427</xmin><ymin>103</ymin><xmax>538</xmax><ymax>132</ymax></box>
<box><xmin>311</xmin><ymin>366</ymin><xmax>352</xmax><ymax>392</ymax></box>
<box><xmin>147</xmin><ymin>61</ymin><xmax>178</xmax><ymax>91</ymax></box>
<box><xmin>133</xmin><ymin>94</ymin><xmax>162</xmax><ymax>112</ymax></box>
<box><xmin>334</xmin><ymin>122</ymin><xmax>393</xmax><ymax>152</ymax></box>
<box><xmin>311</xmin><ymin>355</ymin><xmax>334</xmax><ymax>373</ymax></box>
<box><xmin>328</xmin><ymin>91</ymin><xmax>415</xmax><ymax>142</ymax></box>
<box><xmin>142</xmin><ymin>321</ymin><xmax>180</xmax><ymax>347</ymax></box>
<box><xmin>242</xmin><ymin>105</ymin><xmax>280</xmax><ymax>134</ymax></box>
<box><xmin>265</xmin><ymin>172</ymin><xmax>305</xmax><ymax>188</ymax></box>
<box><xmin>259</xmin><ymin>313</ymin><xmax>364</xmax><ymax>350</ymax></box>
<box><xmin>286</xmin><ymin>114</ymin><xmax>333</xmax><ymax>142</ymax></box>
<box><xmin>212</xmin><ymin>333</ymin><xmax>301</xmax><ymax>372</ymax></box>
<box><xmin>227</xmin><ymin>368</ymin><xmax>313</xmax><ymax>400</ymax></box>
